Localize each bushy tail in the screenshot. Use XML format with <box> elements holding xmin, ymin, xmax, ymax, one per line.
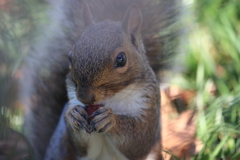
<box><xmin>48</xmin><ymin>0</ymin><xmax>180</xmax><ymax>73</ymax></box>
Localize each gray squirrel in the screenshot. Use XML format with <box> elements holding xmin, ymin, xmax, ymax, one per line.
<box><xmin>20</xmin><ymin>0</ymin><xmax>179</xmax><ymax>160</ymax></box>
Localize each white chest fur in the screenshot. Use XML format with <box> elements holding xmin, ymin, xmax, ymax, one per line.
<box><xmin>79</xmin><ymin>133</ymin><xmax>127</xmax><ymax>160</ymax></box>
<box><xmin>103</xmin><ymin>84</ymin><xmax>147</xmax><ymax>117</ymax></box>
<box><xmin>68</xmin><ymin>83</ymin><xmax>148</xmax><ymax>118</ymax></box>
<box><xmin>68</xmin><ymin>84</ymin><xmax>149</xmax><ymax>160</ymax></box>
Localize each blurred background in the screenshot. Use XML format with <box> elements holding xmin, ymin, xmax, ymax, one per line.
<box><xmin>0</xmin><ymin>0</ymin><xmax>239</xmax><ymax>159</ymax></box>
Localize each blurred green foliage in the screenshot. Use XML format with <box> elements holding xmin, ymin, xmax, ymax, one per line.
<box><xmin>0</xmin><ymin>0</ymin><xmax>47</xmax><ymax>130</ymax></box>
<box><xmin>173</xmin><ymin>0</ymin><xmax>240</xmax><ymax>159</ymax></box>
<box><xmin>0</xmin><ymin>0</ymin><xmax>47</xmax><ymax>159</ymax></box>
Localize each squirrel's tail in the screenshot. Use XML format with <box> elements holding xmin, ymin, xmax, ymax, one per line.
<box><xmin>49</xmin><ymin>0</ymin><xmax>180</xmax><ymax>74</ymax></box>
<box><xmin>20</xmin><ymin>0</ymin><xmax>180</xmax><ymax>159</ymax></box>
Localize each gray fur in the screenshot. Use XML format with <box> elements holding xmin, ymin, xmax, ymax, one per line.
<box><xmin>20</xmin><ymin>0</ymin><xmax>180</xmax><ymax>159</ymax></box>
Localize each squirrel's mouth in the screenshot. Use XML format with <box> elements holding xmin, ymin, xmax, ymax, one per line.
<box><xmin>88</xmin><ymin>104</ymin><xmax>104</xmax><ymax>108</ymax></box>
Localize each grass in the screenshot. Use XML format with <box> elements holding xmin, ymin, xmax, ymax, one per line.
<box><xmin>171</xmin><ymin>0</ymin><xmax>240</xmax><ymax>159</ymax></box>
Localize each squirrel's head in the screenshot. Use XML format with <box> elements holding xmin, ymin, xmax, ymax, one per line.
<box><xmin>67</xmin><ymin>2</ymin><xmax>148</xmax><ymax>105</ymax></box>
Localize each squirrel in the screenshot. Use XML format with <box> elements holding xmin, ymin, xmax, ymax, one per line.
<box><xmin>45</xmin><ymin>3</ymin><xmax>161</xmax><ymax>160</ymax></box>
<box><xmin>19</xmin><ymin>0</ymin><xmax>179</xmax><ymax>160</ymax></box>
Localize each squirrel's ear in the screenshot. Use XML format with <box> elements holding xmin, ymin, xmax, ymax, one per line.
<box><xmin>82</xmin><ymin>1</ymin><xmax>93</xmax><ymax>27</ymax></box>
<box><xmin>122</xmin><ymin>4</ymin><xmax>142</xmax><ymax>37</ymax></box>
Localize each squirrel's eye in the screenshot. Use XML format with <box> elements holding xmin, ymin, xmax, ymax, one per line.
<box><xmin>68</xmin><ymin>51</ymin><xmax>72</xmax><ymax>63</ymax></box>
<box><xmin>115</xmin><ymin>52</ymin><xmax>126</xmax><ymax>68</ymax></box>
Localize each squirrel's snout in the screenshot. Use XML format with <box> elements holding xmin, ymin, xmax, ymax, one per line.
<box><xmin>77</xmin><ymin>87</ymin><xmax>96</xmax><ymax>105</ymax></box>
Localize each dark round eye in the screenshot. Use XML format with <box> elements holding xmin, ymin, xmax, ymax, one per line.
<box><xmin>115</xmin><ymin>52</ymin><xmax>126</xmax><ymax>68</ymax></box>
<box><xmin>68</xmin><ymin>51</ymin><xmax>72</xmax><ymax>63</ymax></box>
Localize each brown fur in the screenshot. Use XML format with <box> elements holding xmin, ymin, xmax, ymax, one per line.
<box><xmin>20</xmin><ymin>0</ymin><xmax>180</xmax><ymax>159</ymax></box>
<box><xmin>63</xmin><ymin>4</ymin><xmax>161</xmax><ymax>160</ymax></box>
<box><xmin>70</xmin><ymin>21</ymin><xmax>146</xmax><ymax>104</ymax></box>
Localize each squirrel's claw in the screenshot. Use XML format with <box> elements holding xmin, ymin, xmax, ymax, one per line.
<box><xmin>90</xmin><ymin>107</ymin><xmax>116</xmax><ymax>133</ymax></box>
<box><xmin>65</xmin><ymin>105</ymin><xmax>90</xmax><ymax>133</ymax></box>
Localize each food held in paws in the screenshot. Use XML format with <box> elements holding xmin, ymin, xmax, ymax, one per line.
<box><xmin>85</xmin><ymin>104</ymin><xmax>104</xmax><ymax>117</ymax></box>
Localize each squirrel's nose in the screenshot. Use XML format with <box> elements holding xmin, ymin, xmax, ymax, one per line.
<box><xmin>77</xmin><ymin>87</ymin><xmax>95</xmax><ymax>105</ymax></box>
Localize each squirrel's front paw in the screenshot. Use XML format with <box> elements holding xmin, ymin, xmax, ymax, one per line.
<box><xmin>65</xmin><ymin>105</ymin><xmax>90</xmax><ymax>133</ymax></box>
<box><xmin>89</xmin><ymin>107</ymin><xmax>116</xmax><ymax>133</ymax></box>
